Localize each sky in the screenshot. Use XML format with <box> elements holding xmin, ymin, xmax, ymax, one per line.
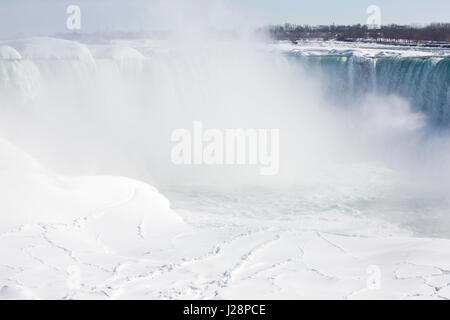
<box><xmin>0</xmin><ymin>0</ymin><xmax>448</xmax><ymax>38</ymax></box>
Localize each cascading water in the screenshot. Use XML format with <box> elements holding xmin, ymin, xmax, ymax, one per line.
<box><xmin>376</xmin><ymin>57</ymin><xmax>450</xmax><ymax>122</ymax></box>
<box><xmin>287</xmin><ymin>54</ymin><xmax>450</xmax><ymax>124</ymax></box>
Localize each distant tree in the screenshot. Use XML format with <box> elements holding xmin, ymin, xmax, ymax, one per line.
<box><xmin>267</xmin><ymin>23</ymin><xmax>450</xmax><ymax>44</ymax></box>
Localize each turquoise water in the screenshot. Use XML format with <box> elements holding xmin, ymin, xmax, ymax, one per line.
<box><xmin>163</xmin><ymin>183</ymin><xmax>450</xmax><ymax>239</ymax></box>
<box><xmin>288</xmin><ymin>55</ymin><xmax>450</xmax><ymax>124</ymax></box>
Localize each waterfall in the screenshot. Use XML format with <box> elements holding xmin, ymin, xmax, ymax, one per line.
<box><xmin>288</xmin><ymin>55</ymin><xmax>450</xmax><ymax>124</ymax></box>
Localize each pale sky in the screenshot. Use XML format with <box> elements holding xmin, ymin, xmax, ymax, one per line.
<box><xmin>0</xmin><ymin>0</ymin><xmax>448</xmax><ymax>38</ymax></box>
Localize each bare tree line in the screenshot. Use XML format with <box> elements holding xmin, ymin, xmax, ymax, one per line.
<box><xmin>267</xmin><ymin>23</ymin><xmax>450</xmax><ymax>45</ymax></box>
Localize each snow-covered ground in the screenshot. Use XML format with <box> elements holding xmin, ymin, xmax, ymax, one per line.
<box><xmin>271</xmin><ymin>40</ymin><xmax>450</xmax><ymax>58</ymax></box>
<box><xmin>1</xmin><ymin>139</ymin><xmax>450</xmax><ymax>300</ymax></box>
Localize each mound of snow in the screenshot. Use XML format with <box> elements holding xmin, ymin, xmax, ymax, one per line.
<box><xmin>0</xmin><ymin>46</ymin><xmax>22</xmax><ymax>60</ymax></box>
<box><xmin>89</xmin><ymin>45</ymin><xmax>144</xmax><ymax>72</ymax></box>
<box><xmin>0</xmin><ymin>138</ymin><xmax>188</xmax><ymax>299</ymax></box>
<box><xmin>0</xmin><ymin>138</ymin><xmax>184</xmax><ymax>237</ymax></box>
<box><xmin>3</xmin><ymin>38</ymin><xmax>95</xmax><ymax>66</ymax></box>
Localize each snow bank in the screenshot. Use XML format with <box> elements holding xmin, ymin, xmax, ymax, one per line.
<box><xmin>272</xmin><ymin>40</ymin><xmax>449</xmax><ymax>58</ymax></box>
<box><xmin>0</xmin><ymin>138</ymin><xmax>189</xmax><ymax>299</ymax></box>
<box><xmin>0</xmin><ymin>138</ymin><xmax>184</xmax><ymax>237</ymax></box>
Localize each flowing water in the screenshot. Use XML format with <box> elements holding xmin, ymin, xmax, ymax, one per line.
<box><xmin>289</xmin><ymin>55</ymin><xmax>450</xmax><ymax>124</ymax></box>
